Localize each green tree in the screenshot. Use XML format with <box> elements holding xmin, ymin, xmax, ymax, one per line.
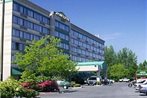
<box><xmin>117</xmin><ymin>48</ymin><xmax>137</xmax><ymax>78</ymax></box>
<box><xmin>138</xmin><ymin>60</ymin><xmax>147</xmax><ymax>71</ymax></box>
<box><xmin>109</xmin><ymin>64</ymin><xmax>129</xmax><ymax>81</ymax></box>
<box><xmin>15</xmin><ymin>35</ymin><xmax>76</xmax><ymax>80</ymax></box>
<box><xmin>104</xmin><ymin>46</ymin><xmax>117</xmax><ymax>78</ymax></box>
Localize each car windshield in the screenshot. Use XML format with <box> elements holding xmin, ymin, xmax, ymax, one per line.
<box><xmin>89</xmin><ymin>77</ymin><xmax>96</xmax><ymax>80</ymax></box>
<box><xmin>138</xmin><ymin>80</ymin><xmax>146</xmax><ymax>83</ymax></box>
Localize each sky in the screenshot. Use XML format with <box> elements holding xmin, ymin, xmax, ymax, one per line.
<box><xmin>31</xmin><ymin>0</ymin><xmax>147</xmax><ymax>64</ymax></box>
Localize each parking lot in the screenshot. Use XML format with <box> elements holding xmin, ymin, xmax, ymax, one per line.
<box><xmin>39</xmin><ymin>82</ymin><xmax>146</xmax><ymax>98</ymax></box>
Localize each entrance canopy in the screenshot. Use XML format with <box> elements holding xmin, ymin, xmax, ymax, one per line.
<box><xmin>76</xmin><ymin>61</ymin><xmax>107</xmax><ymax>72</ymax></box>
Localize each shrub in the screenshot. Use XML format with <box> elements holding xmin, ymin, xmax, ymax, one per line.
<box><xmin>70</xmin><ymin>81</ymin><xmax>76</xmax><ymax>87</ymax></box>
<box><xmin>74</xmin><ymin>84</ymin><xmax>81</xmax><ymax>87</ymax></box>
<box><xmin>96</xmin><ymin>81</ymin><xmax>101</xmax><ymax>85</ymax></box>
<box><xmin>0</xmin><ymin>77</ymin><xmax>39</xmax><ymax>98</ymax></box>
<box><xmin>16</xmin><ymin>88</ymin><xmax>39</xmax><ymax>98</ymax></box>
<box><xmin>0</xmin><ymin>77</ymin><xmax>20</xmax><ymax>98</ymax></box>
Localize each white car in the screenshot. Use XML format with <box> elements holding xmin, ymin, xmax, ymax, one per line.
<box><xmin>119</xmin><ymin>78</ymin><xmax>130</xmax><ymax>82</ymax></box>
<box><xmin>138</xmin><ymin>82</ymin><xmax>147</xmax><ymax>90</ymax></box>
<box><xmin>135</xmin><ymin>79</ymin><xmax>147</xmax><ymax>90</ymax></box>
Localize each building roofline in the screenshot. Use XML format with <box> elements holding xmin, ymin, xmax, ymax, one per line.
<box><xmin>15</xmin><ymin>0</ymin><xmax>50</xmax><ymax>15</ymax></box>
<box><xmin>71</xmin><ymin>23</ymin><xmax>105</xmax><ymax>43</ymax></box>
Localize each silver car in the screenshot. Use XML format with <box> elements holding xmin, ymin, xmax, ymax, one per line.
<box><xmin>86</xmin><ymin>76</ymin><xmax>99</xmax><ymax>85</ymax></box>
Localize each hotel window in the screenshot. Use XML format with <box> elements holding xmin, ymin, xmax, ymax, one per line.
<box><xmin>28</xmin><ymin>10</ymin><xmax>34</xmax><ymax>17</ymax></box>
<box><xmin>55</xmin><ymin>20</ymin><xmax>69</xmax><ymax>32</ymax></box>
<box><xmin>20</xmin><ymin>31</ymin><xmax>23</xmax><ymax>38</ymax></box>
<box><xmin>78</xmin><ymin>33</ymin><xmax>82</xmax><ymax>39</ymax></box>
<box><xmin>43</xmin><ymin>17</ymin><xmax>49</xmax><ymax>24</ymax></box>
<box><xmin>34</xmin><ymin>35</ymin><xmax>40</xmax><ymax>40</ymax></box>
<box><xmin>42</xmin><ymin>27</ymin><xmax>49</xmax><ymax>34</ymax></box>
<box><xmin>12</xmin><ymin>29</ymin><xmax>19</xmax><ymax>37</ymax></box>
<box><xmin>34</xmin><ymin>24</ymin><xmax>42</xmax><ymax>32</ymax></box>
<box><xmin>19</xmin><ymin>6</ymin><xmax>24</xmax><ymax>14</ymax></box>
<box><xmin>24</xmin><ymin>32</ymin><xmax>30</xmax><ymax>40</ymax></box>
<box><xmin>13</xmin><ymin>3</ymin><xmax>19</xmax><ymax>11</ymax></box>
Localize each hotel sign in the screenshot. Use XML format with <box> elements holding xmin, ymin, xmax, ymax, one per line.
<box><xmin>55</xmin><ymin>12</ymin><xmax>70</xmax><ymax>22</ymax></box>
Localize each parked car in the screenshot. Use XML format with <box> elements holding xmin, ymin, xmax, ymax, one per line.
<box><xmin>21</xmin><ymin>80</ymin><xmax>59</xmax><ymax>92</ymax></box>
<box><xmin>119</xmin><ymin>78</ymin><xmax>130</xmax><ymax>82</ymax></box>
<box><xmin>139</xmin><ymin>87</ymin><xmax>147</xmax><ymax>95</ymax></box>
<box><xmin>37</xmin><ymin>80</ymin><xmax>59</xmax><ymax>92</ymax></box>
<box><xmin>135</xmin><ymin>79</ymin><xmax>147</xmax><ymax>90</ymax></box>
<box><xmin>56</xmin><ymin>80</ymin><xmax>70</xmax><ymax>89</ymax></box>
<box><xmin>138</xmin><ymin>82</ymin><xmax>147</xmax><ymax>91</ymax></box>
<box><xmin>86</xmin><ymin>76</ymin><xmax>99</xmax><ymax>85</ymax></box>
<box><xmin>108</xmin><ymin>79</ymin><xmax>115</xmax><ymax>83</ymax></box>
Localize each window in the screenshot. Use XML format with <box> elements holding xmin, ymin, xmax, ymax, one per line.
<box><xmin>34</xmin><ymin>12</ymin><xmax>42</xmax><ymax>21</ymax></box>
<box><xmin>13</xmin><ymin>3</ymin><xmax>19</xmax><ymax>11</ymax></box>
<box><xmin>34</xmin><ymin>24</ymin><xmax>42</xmax><ymax>32</ymax></box>
<box><xmin>13</xmin><ymin>2</ymin><xmax>49</xmax><ymax>24</ymax></box>
<box><xmin>12</xmin><ymin>29</ymin><xmax>19</xmax><ymax>37</ymax></box>
<box><xmin>43</xmin><ymin>17</ymin><xmax>49</xmax><ymax>24</ymax></box>
<box><xmin>55</xmin><ymin>20</ymin><xmax>69</xmax><ymax>32</ymax></box>
<box><xmin>24</xmin><ymin>32</ymin><xmax>30</xmax><ymax>40</ymax></box>
<box><xmin>34</xmin><ymin>35</ymin><xmax>40</xmax><ymax>40</ymax></box>
<box><xmin>42</xmin><ymin>27</ymin><xmax>49</xmax><ymax>34</ymax></box>
<box><xmin>28</xmin><ymin>10</ymin><xmax>33</xmax><ymax>17</ymax></box>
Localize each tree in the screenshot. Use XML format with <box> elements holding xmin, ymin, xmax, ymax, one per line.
<box><xmin>104</xmin><ymin>46</ymin><xmax>117</xmax><ymax>66</ymax></box>
<box><xmin>117</xmin><ymin>48</ymin><xmax>137</xmax><ymax>78</ymax></box>
<box><xmin>109</xmin><ymin>64</ymin><xmax>129</xmax><ymax>81</ymax></box>
<box><xmin>15</xmin><ymin>35</ymin><xmax>76</xmax><ymax>80</ymax></box>
<box><xmin>104</xmin><ymin>46</ymin><xmax>117</xmax><ymax>78</ymax></box>
<box><xmin>117</xmin><ymin>48</ymin><xmax>137</xmax><ymax>67</ymax></box>
<box><xmin>138</xmin><ymin>60</ymin><xmax>147</xmax><ymax>71</ymax></box>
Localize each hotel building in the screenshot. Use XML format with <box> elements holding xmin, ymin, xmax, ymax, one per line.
<box><xmin>0</xmin><ymin>0</ymin><xmax>105</xmax><ymax>80</ymax></box>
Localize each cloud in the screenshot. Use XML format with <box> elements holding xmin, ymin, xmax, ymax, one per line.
<box><xmin>96</xmin><ymin>32</ymin><xmax>122</xmax><ymax>41</ymax></box>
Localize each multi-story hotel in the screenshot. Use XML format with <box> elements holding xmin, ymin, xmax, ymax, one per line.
<box><xmin>0</xmin><ymin>0</ymin><xmax>105</xmax><ymax>80</ymax></box>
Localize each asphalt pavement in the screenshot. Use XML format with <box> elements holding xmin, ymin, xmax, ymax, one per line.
<box><xmin>39</xmin><ymin>82</ymin><xmax>147</xmax><ymax>98</ymax></box>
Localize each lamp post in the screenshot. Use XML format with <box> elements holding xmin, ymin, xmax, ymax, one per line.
<box><xmin>0</xmin><ymin>0</ymin><xmax>5</xmax><ymax>81</ymax></box>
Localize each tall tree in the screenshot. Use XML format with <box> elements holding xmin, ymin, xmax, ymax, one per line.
<box><xmin>138</xmin><ymin>60</ymin><xmax>147</xmax><ymax>71</ymax></box>
<box><xmin>104</xmin><ymin>46</ymin><xmax>117</xmax><ymax>66</ymax></box>
<box><xmin>15</xmin><ymin>35</ymin><xmax>76</xmax><ymax>79</ymax></box>
<box><xmin>104</xmin><ymin>46</ymin><xmax>117</xmax><ymax>78</ymax></box>
<box><xmin>117</xmin><ymin>48</ymin><xmax>137</xmax><ymax>78</ymax></box>
<box><xmin>109</xmin><ymin>64</ymin><xmax>129</xmax><ymax>81</ymax></box>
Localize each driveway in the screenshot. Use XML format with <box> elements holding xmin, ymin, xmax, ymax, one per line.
<box><xmin>39</xmin><ymin>82</ymin><xmax>147</xmax><ymax>98</ymax></box>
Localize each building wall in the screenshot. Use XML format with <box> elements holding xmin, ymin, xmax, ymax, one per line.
<box><xmin>0</xmin><ymin>0</ymin><xmax>105</xmax><ymax>80</ymax></box>
<box><xmin>0</xmin><ymin>1</ymin><xmax>3</xmax><ymax>80</ymax></box>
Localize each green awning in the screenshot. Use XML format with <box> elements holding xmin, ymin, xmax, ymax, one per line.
<box><xmin>137</xmin><ymin>71</ymin><xmax>147</xmax><ymax>76</ymax></box>
<box><xmin>11</xmin><ymin>67</ymin><xmax>22</xmax><ymax>75</ymax></box>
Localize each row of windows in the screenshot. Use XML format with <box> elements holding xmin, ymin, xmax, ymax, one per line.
<box><xmin>55</xmin><ymin>31</ymin><xmax>69</xmax><ymax>41</ymax></box>
<box><xmin>55</xmin><ymin>20</ymin><xmax>70</xmax><ymax>32</ymax></box>
<box><xmin>71</xmin><ymin>55</ymin><xmax>103</xmax><ymax>62</ymax></box>
<box><xmin>12</xmin><ymin>29</ymin><xmax>41</xmax><ymax>41</ymax></box>
<box><xmin>71</xmin><ymin>47</ymin><xmax>104</xmax><ymax>58</ymax></box>
<box><xmin>13</xmin><ymin>2</ymin><xmax>50</xmax><ymax>24</ymax></box>
<box><xmin>71</xmin><ymin>39</ymin><xmax>104</xmax><ymax>52</ymax></box>
<box><xmin>71</xmin><ymin>30</ymin><xmax>104</xmax><ymax>47</ymax></box>
<box><xmin>71</xmin><ymin>56</ymin><xmax>90</xmax><ymax>62</ymax></box>
<box><xmin>59</xmin><ymin>43</ymin><xmax>69</xmax><ymax>50</ymax></box>
<box><xmin>12</xmin><ymin>42</ymin><xmax>25</xmax><ymax>51</ymax></box>
<box><xmin>13</xmin><ymin>16</ymin><xmax>50</xmax><ymax>34</ymax></box>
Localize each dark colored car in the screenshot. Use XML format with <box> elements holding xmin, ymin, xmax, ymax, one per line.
<box><xmin>21</xmin><ymin>80</ymin><xmax>59</xmax><ymax>92</ymax></box>
<box><xmin>140</xmin><ymin>87</ymin><xmax>147</xmax><ymax>95</ymax></box>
